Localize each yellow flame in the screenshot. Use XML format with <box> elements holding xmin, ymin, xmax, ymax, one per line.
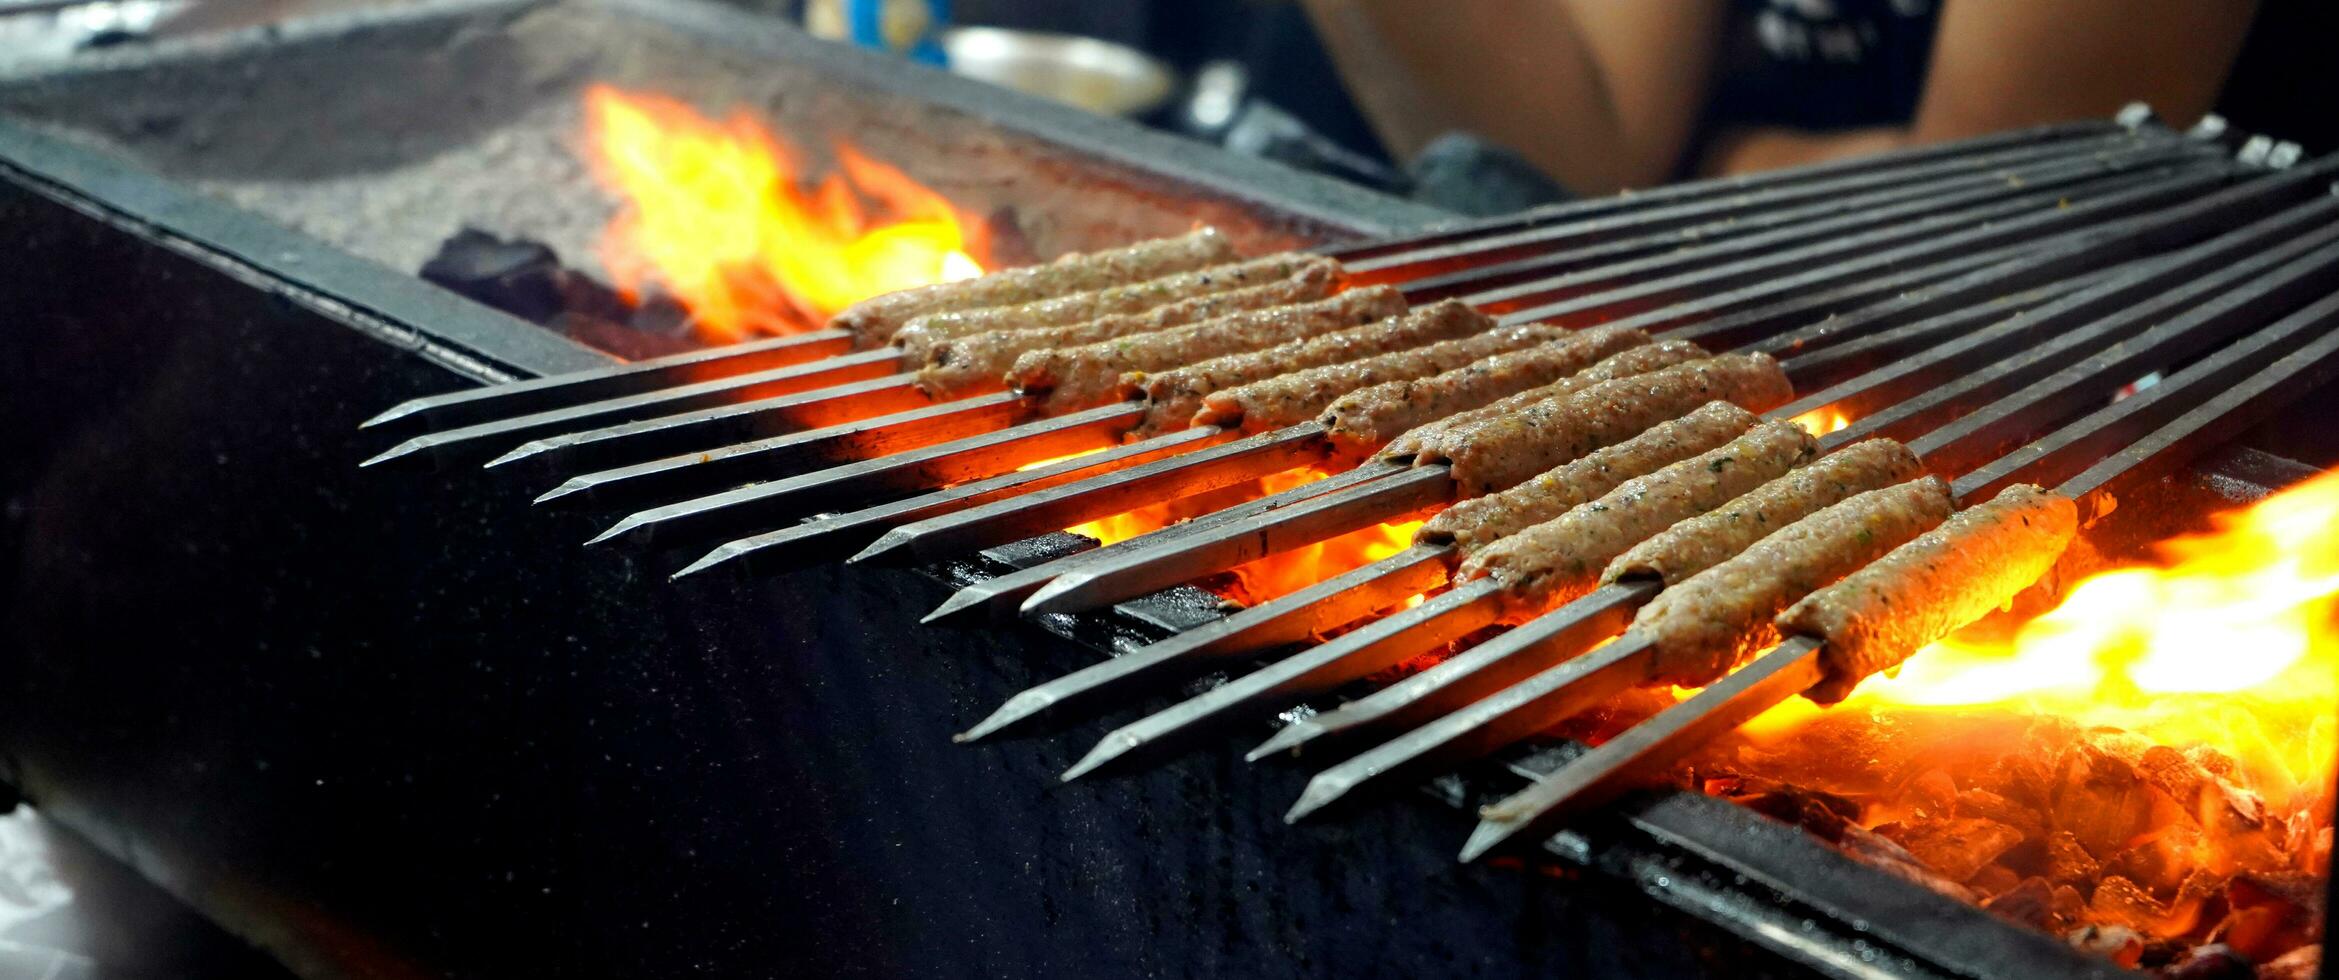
<box><xmin>1745</xmin><ymin>468</ymin><xmax>2339</xmax><ymax>805</ymax></box>
<box><xmin>584</xmin><ymin>85</ymin><xmax>983</xmax><ymax>343</ymax></box>
<box><xmin>1791</xmin><ymin>406</ymin><xmax>1852</xmax><ymax>437</ymax></box>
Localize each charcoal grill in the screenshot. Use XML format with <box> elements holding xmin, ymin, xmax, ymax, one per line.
<box><xmin>3</xmin><ymin>3</ymin><xmax>2334</xmax><ymax>980</ymax></box>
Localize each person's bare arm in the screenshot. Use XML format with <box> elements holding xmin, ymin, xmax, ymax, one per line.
<box><xmin>1301</xmin><ymin>0</ymin><xmax>1726</xmax><ymax>192</ymax></box>
<box><xmin>1702</xmin><ymin>0</ymin><xmax>2258</xmax><ymax>175</ymax></box>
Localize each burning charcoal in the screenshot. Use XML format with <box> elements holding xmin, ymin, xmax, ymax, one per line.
<box><xmin>2091</xmin><ymin>875</ymin><xmax>2173</xmax><ymax>933</ymax></box>
<box><xmin>2284</xmin><ymin>819</ymin><xmax>2331</xmax><ymax>877</ymax></box>
<box><xmin>2257</xmin><ymin>945</ymin><xmax>2322</xmax><ymax>980</ymax></box>
<box><xmin>1969</xmin><ymin>864</ymin><xmax>2022</xmax><ymax>898</ymax></box>
<box><xmin>1839</xmin><ymin>824</ymin><xmax>1974</xmax><ymax>902</ymax></box>
<box><xmin>1734</xmin><ymin>790</ymin><xmax>1854</xmax><ymax>843</ymax></box>
<box><xmin>2069</xmin><ymin>923</ymin><xmax>2147</xmax><ymax>968</ymax></box>
<box><xmin>2199</xmin><ymin>785</ymin><xmax>2285</xmax><ymax>878</ymax></box>
<box><xmin>1985</xmin><ymin>876</ymin><xmax>2058</xmax><ymax>930</ymax></box>
<box><xmin>2110</xmin><ymin>821</ymin><xmax>2206</xmax><ymax>899</ymax></box>
<box><xmin>2053</xmin><ymin>884</ymin><xmax>2088</xmax><ymax>927</ymax></box>
<box><xmin>2140</xmin><ymin>745</ymin><xmax>2216</xmax><ymax>808</ymax></box>
<box><xmin>546</xmin><ymin>313</ymin><xmax>700</xmax><ymax>361</ymax></box>
<box><xmin>1910</xmin><ymin>768</ymin><xmax>1959</xmax><ymax>816</ymax></box>
<box><xmin>2162</xmin><ymin>870</ymin><xmax>2230</xmax><ymax>940</ymax></box>
<box><xmin>2217</xmin><ymin>872</ymin><xmax>2324</xmax><ymax>963</ymax></box>
<box><xmin>2044</xmin><ymin>831</ymin><xmax>2105</xmax><ymax>889</ymax></box>
<box><xmin>2161</xmin><ymin>944</ymin><xmax>2253</xmax><ymax>980</ymax></box>
<box><xmin>1956</xmin><ymin>788</ymin><xmax>2048</xmax><ymax>842</ymax></box>
<box><xmin>1883</xmin><ymin>816</ymin><xmax>2027</xmax><ymax>884</ymax></box>
<box><xmin>2052</xmin><ymin>738</ymin><xmax>2160</xmax><ymax>860</ymax></box>
<box><xmin>2184</xmin><ymin>745</ymin><xmax>2243</xmax><ymax>783</ymax></box>
<box><xmin>420</xmin><ymin>227</ymin><xmax>632</xmax><ymax>326</ymax></box>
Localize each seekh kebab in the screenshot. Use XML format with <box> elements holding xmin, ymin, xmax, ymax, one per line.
<box><xmin>1462</xmin><ymin>483</ymin><xmax>2076</xmax><ymax>859</ymax></box>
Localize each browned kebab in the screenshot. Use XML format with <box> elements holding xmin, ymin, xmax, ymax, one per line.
<box><xmin>636</xmin><ymin>153</ymin><xmax>2264</xmax><ymax>593</ymax></box>
<box><xmin>356</xmin><ymin>116</ymin><xmax>2192</xmax><ymax>452</ymax></box>
<box><xmin>554</xmin><ymin>148</ymin><xmax>2216</xmax><ymax>554</ymax></box>
<box><xmin>359</xmin><ymin>127</ymin><xmax>2222</xmax><ymax>502</ymax></box>
<box><xmin>955</xmin><ymin>176</ymin><xmax>2339</xmax><ymax>644</ymax></box>
<box><xmin>1038</xmin><ymin>232</ymin><xmax>2339</xmax><ymax>854</ymax></box>
<box><xmin>347</xmin><ymin>115</ymin><xmax>2339</xmax><ymax>873</ymax></box>
<box><xmin>946</xmin><ymin>185</ymin><xmax>2339</xmax><ymax>786</ymax></box>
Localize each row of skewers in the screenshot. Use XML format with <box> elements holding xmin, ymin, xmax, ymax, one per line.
<box><xmin>361</xmin><ymin>111</ymin><xmax>2339</xmax><ymax>861</ymax></box>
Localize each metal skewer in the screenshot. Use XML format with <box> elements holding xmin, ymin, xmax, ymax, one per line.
<box><xmin>630</xmin><ymin>155</ymin><xmax>2240</xmax><ymax>585</ymax></box>
<box><xmin>918</xmin><ymin>450</ymin><xmax>1395</xmax><ymax>626</ymax></box>
<box><xmin>1278</xmin><ymin>263</ymin><xmax>2339</xmax><ymax>818</ymax></box>
<box><xmin>1458</xmin><ymin>287</ymin><xmax>2339</xmax><ymax>861</ymax></box>
<box><xmin>486</xmin><ymin>368</ymin><xmax>926</xmax><ymax>472</ymax></box>
<box><xmin>671</xmin><ymin>427</ymin><xmax>1229</xmax><ymax>576</ymax></box>
<box><xmin>361</xmin><ymin>350</ymin><xmax>909</xmax><ymax>469</ymax></box>
<box><xmin>868</xmin><ymin>425</ymin><xmax>1346</xmax><ymax>570</ymax></box>
<box><xmin>584</xmin><ymin>403</ymin><xmax>1130</xmax><ymax>548</ymax></box>
<box><xmin>1326</xmin><ymin>117</ymin><xmax>2141</xmax><ymax>266</ymax></box>
<box><xmin>360</xmin><ymin>329</ymin><xmax>855</xmax><ymax>436</ymax></box>
<box><xmin>1386</xmin><ymin>137</ymin><xmax>2205</xmax><ymax>302</ymax></box>
<box><xmin>955</xmin><ymin>546</ymin><xmax>1451</xmax><ymax>743</ymax></box>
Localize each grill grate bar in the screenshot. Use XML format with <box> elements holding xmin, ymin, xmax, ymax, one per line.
<box><xmin>1374</xmin><ymin>136</ymin><xmax>2210</xmax><ymax>298</ymax></box>
<box><xmin>1319</xmin><ymin>118</ymin><xmax>2136</xmax><ymax>264</ymax></box>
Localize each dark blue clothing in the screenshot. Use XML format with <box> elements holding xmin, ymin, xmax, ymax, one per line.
<box><xmin>1709</xmin><ymin>0</ymin><xmax>1943</xmax><ymax>133</ymax></box>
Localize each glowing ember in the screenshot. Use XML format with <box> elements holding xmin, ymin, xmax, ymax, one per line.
<box><xmin>1704</xmin><ymin>468</ymin><xmax>2339</xmax><ymax>965</ymax></box>
<box><xmin>584</xmin><ymin>85</ymin><xmax>984</xmax><ymax>343</ymax></box>
<box><xmin>1746</xmin><ymin>468</ymin><xmax>2339</xmax><ymax>800</ymax></box>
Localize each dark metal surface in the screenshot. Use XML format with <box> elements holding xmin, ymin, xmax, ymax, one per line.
<box><xmin>0</xmin><ymin>102</ymin><xmax>1845</xmax><ymax>980</ymax></box>
<box><xmin>5</xmin><ymin>42</ymin><xmax>2333</xmax><ymax>980</ymax></box>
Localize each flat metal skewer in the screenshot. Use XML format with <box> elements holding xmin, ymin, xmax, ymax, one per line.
<box><xmin>1060</xmin><ymin>577</ymin><xmax>1508</xmax><ymax>781</ymax></box>
<box><xmin>360</xmin><ymin>350</ymin><xmax>908</xmax><ymax>468</ymax></box>
<box><xmin>359</xmin><ymin>329</ymin><xmax>856</xmax><ymax>436</ymax></box>
<box><xmin>1327</xmin><ymin>118</ymin><xmax>2131</xmax><ymax>265</ymax></box>
<box><xmin>1386</xmin><ymin>136</ymin><xmax>2190</xmax><ymax>302</ymax></box>
<box><xmin>955</xmin><ymin>546</ymin><xmax>1451</xmax><ymax>743</ymax></box>
<box><xmin>1019</xmin><ymin>467</ymin><xmax>1454</xmax><ymax>617</ymax></box>
<box><xmin>485</xmin><ymin>367</ymin><xmax>925</xmax><ymax>472</ymax></box>
<box><xmin>1458</xmin><ymin>287</ymin><xmax>2339</xmax><ymax>860</ymax></box>
<box><xmin>1269</xmin><ymin>283</ymin><xmax>2339</xmax><ymax>810</ymax></box>
<box><xmin>919</xmin><ymin>451</ymin><xmax>1392</xmax><ymax>626</ymax></box>
<box><xmin>544</xmin><ymin>390</ymin><xmax>1032</xmax><ymax>509</ymax></box>
<box><xmin>584</xmin><ymin>402</ymin><xmax>1127</xmax><ymax>548</ymax></box>
<box><xmin>863</xmin><ymin>425</ymin><xmax>1341</xmax><ymax>568</ymax></box>
<box><xmin>1257</xmin><ymin>580</ymin><xmax>1655</xmax><ymax>772</ymax></box>
<box><xmin>1489</xmin><ymin>163</ymin><xmax>2232</xmax><ymax>328</ymax></box>
<box><xmin>1457</xmin><ymin>636</ymin><xmax>1825</xmax><ymax>862</ymax></box>
<box><xmin>672</xmin><ymin>427</ymin><xmax>1227</xmax><ymax>577</ymax></box>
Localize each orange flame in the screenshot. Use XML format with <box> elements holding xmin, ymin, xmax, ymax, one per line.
<box><xmin>583</xmin><ymin>85</ymin><xmax>983</xmax><ymax>343</ymax></box>
<box><xmin>1791</xmin><ymin>406</ymin><xmax>1852</xmax><ymax>437</ymax></box>
<box><xmin>1745</xmin><ymin>468</ymin><xmax>2339</xmax><ymax>810</ymax></box>
<box><xmin>1064</xmin><ymin>467</ymin><xmax>1426</xmax><ymax>607</ymax></box>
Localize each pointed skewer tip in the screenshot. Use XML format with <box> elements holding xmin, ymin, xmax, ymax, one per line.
<box><xmin>955</xmin><ymin>692</ymin><xmax>1050</xmax><ymax>744</ymax></box>
<box><xmin>921</xmin><ymin>589</ymin><xmax>989</xmax><ymax>625</ymax></box>
<box><xmin>533</xmin><ymin>480</ymin><xmax>590</xmax><ymax>505</ymax></box>
<box><xmin>1060</xmin><ymin>731</ymin><xmax>1137</xmax><ymax>782</ymax></box>
<box><xmin>669</xmin><ymin>547</ymin><xmax>736</xmax><ymax>581</ymax></box>
<box><xmin>482</xmin><ymin>441</ymin><xmax>552</xmax><ymax>469</ymax></box>
<box><xmin>358</xmin><ymin>405</ymin><xmax>414</xmax><ymax>429</ymax></box>
<box><xmin>1283</xmin><ymin>779</ymin><xmax>1346</xmax><ymax>825</ymax></box>
<box><xmin>1018</xmin><ymin>574</ymin><xmax>1091</xmax><ymax>618</ymax></box>
<box><xmin>359</xmin><ymin>441</ymin><xmax>426</xmax><ymax>468</ymax></box>
<box><xmin>1245</xmin><ymin>721</ymin><xmax>1318</xmax><ymax>763</ymax></box>
<box><xmin>1457</xmin><ymin>819</ymin><xmax>1517</xmax><ymax>863</ymax></box>
<box><xmin>847</xmin><ymin>530</ymin><xmax>914</xmax><ymax>565</ymax></box>
<box><xmin>583</xmin><ymin>518</ymin><xmax>640</xmax><ymax>547</ymax></box>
